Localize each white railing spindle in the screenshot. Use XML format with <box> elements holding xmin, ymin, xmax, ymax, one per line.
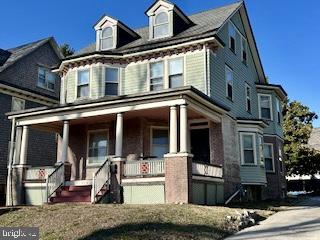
<box><xmin>124</xmin><ymin>159</ymin><xmax>165</xmax><ymax>177</ymax></box>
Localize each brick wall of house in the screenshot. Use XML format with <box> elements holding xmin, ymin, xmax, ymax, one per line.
<box><xmin>263</xmin><ymin>136</ymin><xmax>287</xmax><ymax>199</ymax></box>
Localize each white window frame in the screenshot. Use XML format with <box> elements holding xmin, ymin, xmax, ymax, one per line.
<box><xmin>76</xmin><ymin>68</ymin><xmax>91</xmax><ymax>99</ymax></box>
<box><xmin>276</xmin><ymin>98</ymin><xmax>281</xmax><ymax>124</ymax></box>
<box><xmin>104</xmin><ymin>67</ymin><xmax>119</xmax><ymax>96</ymax></box>
<box><xmin>153</xmin><ymin>11</ymin><xmax>170</xmax><ymax>39</ymax></box>
<box><xmin>228</xmin><ymin>22</ymin><xmax>237</xmax><ymax>53</ymax></box>
<box><xmin>37</xmin><ymin>67</ymin><xmax>56</xmax><ymax>92</ymax></box>
<box><xmin>225</xmin><ymin>65</ymin><xmax>233</xmax><ymax>100</ymax></box>
<box><xmin>241</xmin><ymin>36</ymin><xmax>248</xmax><ymax>64</ymax></box>
<box><xmin>86</xmin><ymin>129</ymin><xmax>109</xmax><ymax>167</ymax></box>
<box><xmin>150</xmin><ymin>126</ymin><xmax>169</xmax><ymax>159</ymax></box>
<box><xmin>168</xmin><ymin>57</ymin><xmax>184</xmax><ymax>88</ymax></box>
<box><xmin>245</xmin><ymin>83</ymin><xmax>252</xmax><ymax>113</ymax></box>
<box><xmin>240</xmin><ymin>132</ymin><xmax>257</xmax><ymax>165</ymax></box>
<box><xmin>100</xmin><ymin>27</ymin><xmax>115</xmax><ymax>50</ymax></box>
<box><xmin>258</xmin><ymin>94</ymin><xmax>273</xmax><ymax>121</ymax></box>
<box><xmin>264</xmin><ymin>143</ymin><xmax>275</xmax><ymax>173</ymax></box>
<box><xmin>259</xmin><ymin>135</ymin><xmax>264</xmax><ymax>166</ymax></box>
<box><xmin>279</xmin><ymin>146</ymin><xmax>284</xmax><ymax>174</ymax></box>
<box><xmin>11</xmin><ymin>97</ymin><xmax>25</xmax><ymax>112</ymax></box>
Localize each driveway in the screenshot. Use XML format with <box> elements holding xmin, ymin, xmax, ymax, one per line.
<box><xmin>226</xmin><ymin>196</ymin><xmax>320</xmax><ymax>240</ymax></box>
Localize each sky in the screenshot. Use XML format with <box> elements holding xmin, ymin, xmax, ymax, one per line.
<box><xmin>1</xmin><ymin>0</ymin><xmax>319</xmax><ymax>127</ymax></box>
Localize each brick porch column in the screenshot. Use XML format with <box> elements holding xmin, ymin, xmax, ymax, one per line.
<box><xmin>164</xmin><ymin>104</ymin><xmax>193</xmax><ymax>204</ymax></box>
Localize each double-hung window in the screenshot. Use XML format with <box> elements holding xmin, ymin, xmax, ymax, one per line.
<box><xmin>88</xmin><ymin>130</ymin><xmax>108</xmax><ymax>165</ymax></box>
<box><xmin>11</xmin><ymin>97</ymin><xmax>25</xmax><ymax>112</ymax></box>
<box><xmin>276</xmin><ymin>98</ymin><xmax>281</xmax><ymax>124</ymax></box>
<box><xmin>241</xmin><ymin>133</ymin><xmax>256</xmax><ymax>165</ymax></box>
<box><xmin>259</xmin><ymin>94</ymin><xmax>272</xmax><ymax>120</ymax></box>
<box><xmin>245</xmin><ymin>84</ymin><xmax>252</xmax><ymax>113</ymax></box>
<box><xmin>225</xmin><ymin>65</ymin><xmax>233</xmax><ymax>100</ymax></box>
<box><xmin>105</xmin><ymin>68</ymin><xmax>119</xmax><ymax>96</ymax></box>
<box><xmin>38</xmin><ymin>67</ymin><xmax>56</xmax><ymax>91</ymax></box>
<box><xmin>77</xmin><ymin>70</ymin><xmax>90</xmax><ymax>98</ymax></box>
<box><xmin>264</xmin><ymin>143</ymin><xmax>274</xmax><ymax>172</ymax></box>
<box><xmin>241</xmin><ymin>37</ymin><xmax>248</xmax><ymax>64</ymax></box>
<box><xmin>150</xmin><ymin>62</ymin><xmax>164</xmax><ymax>91</ymax></box>
<box><xmin>169</xmin><ymin>58</ymin><xmax>183</xmax><ymax>88</ymax></box>
<box><xmin>154</xmin><ymin>12</ymin><xmax>169</xmax><ymax>38</ymax></box>
<box><xmin>228</xmin><ymin>22</ymin><xmax>236</xmax><ymax>53</ymax></box>
<box><xmin>151</xmin><ymin>128</ymin><xmax>169</xmax><ymax>158</ymax></box>
<box><xmin>101</xmin><ymin>27</ymin><xmax>114</xmax><ymax>50</ymax></box>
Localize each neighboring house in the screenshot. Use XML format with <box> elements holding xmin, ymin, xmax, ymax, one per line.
<box><xmin>6</xmin><ymin>0</ymin><xmax>287</xmax><ymax>206</ymax></box>
<box><xmin>0</xmin><ymin>38</ymin><xmax>62</xmax><ymax>205</ymax></box>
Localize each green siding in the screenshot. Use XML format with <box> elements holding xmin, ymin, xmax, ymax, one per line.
<box><xmin>186</xmin><ymin>52</ymin><xmax>206</xmax><ymax>92</ymax></box>
<box><xmin>192</xmin><ymin>181</ymin><xmax>224</xmax><ymax>205</ymax></box>
<box><xmin>91</xmin><ymin>66</ymin><xmax>104</xmax><ymax>99</ymax></box>
<box><xmin>66</xmin><ymin>70</ymin><xmax>76</xmax><ymax>103</ymax></box>
<box><xmin>123</xmin><ymin>184</ymin><xmax>165</xmax><ymax>204</ymax></box>
<box><xmin>122</xmin><ymin>63</ymin><xmax>148</xmax><ymax>95</ymax></box>
<box><xmin>206</xmin><ymin>184</ymin><xmax>217</xmax><ymax>205</ymax></box>
<box><xmin>25</xmin><ymin>185</ymin><xmax>47</xmax><ymax>205</ymax></box>
<box><xmin>192</xmin><ymin>182</ymin><xmax>206</xmax><ymax>204</ymax></box>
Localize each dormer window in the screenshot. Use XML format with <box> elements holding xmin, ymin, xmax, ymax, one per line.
<box><xmin>101</xmin><ymin>27</ymin><xmax>114</xmax><ymax>50</ymax></box>
<box><xmin>154</xmin><ymin>12</ymin><xmax>169</xmax><ymax>38</ymax></box>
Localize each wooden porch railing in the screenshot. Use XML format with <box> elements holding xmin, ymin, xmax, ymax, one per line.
<box><xmin>91</xmin><ymin>158</ymin><xmax>111</xmax><ymax>203</ymax></box>
<box><xmin>25</xmin><ymin>166</ymin><xmax>56</xmax><ymax>181</ymax></box>
<box><xmin>124</xmin><ymin>159</ymin><xmax>165</xmax><ymax>177</ymax></box>
<box><xmin>192</xmin><ymin>162</ymin><xmax>223</xmax><ymax>178</ymax></box>
<box><xmin>45</xmin><ymin>163</ymin><xmax>64</xmax><ymax>202</ymax></box>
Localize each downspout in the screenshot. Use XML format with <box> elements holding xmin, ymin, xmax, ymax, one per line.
<box><xmin>6</xmin><ymin>118</ymin><xmax>16</xmax><ymax>206</ymax></box>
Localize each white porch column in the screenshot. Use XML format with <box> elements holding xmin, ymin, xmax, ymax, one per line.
<box><xmin>19</xmin><ymin>126</ymin><xmax>29</xmax><ymax>165</ymax></box>
<box><xmin>60</xmin><ymin>120</ymin><xmax>69</xmax><ymax>163</ymax></box>
<box><xmin>115</xmin><ymin>113</ymin><xmax>123</xmax><ymax>157</ymax></box>
<box><xmin>169</xmin><ymin>106</ymin><xmax>178</xmax><ymax>153</ymax></box>
<box><xmin>180</xmin><ymin>104</ymin><xmax>188</xmax><ymax>153</ymax></box>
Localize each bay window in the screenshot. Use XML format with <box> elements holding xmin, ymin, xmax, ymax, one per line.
<box><xmin>259</xmin><ymin>94</ymin><xmax>272</xmax><ymax>120</ymax></box>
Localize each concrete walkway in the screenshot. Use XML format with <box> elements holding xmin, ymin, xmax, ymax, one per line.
<box><xmin>226</xmin><ymin>197</ymin><xmax>320</xmax><ymax>240</ymax></box>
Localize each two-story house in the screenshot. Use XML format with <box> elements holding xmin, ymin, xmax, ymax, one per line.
<box><xmin>0</xmin><ymin>37</ymin><xmax>62</xmax><ymax>205</ymax></box>
<box><xmin>6</xmin><ymin>1</ymin><xmax>287</xmax><ymax>206</ymax></box>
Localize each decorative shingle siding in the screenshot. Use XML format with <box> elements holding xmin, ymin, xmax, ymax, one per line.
<box><xmin>122</xmin><ymin>63</ymin><xmax>148</xmax><ymax>95</ymax></box>
<box><xmin>186</xmin><ymin>51</ymin><xmax>206</xmax><ymax>93</ymax></box>
<box><xmin>210</xmin><ymin>12</ymin><xmax>259</xmax><ymax>118</ymax></box>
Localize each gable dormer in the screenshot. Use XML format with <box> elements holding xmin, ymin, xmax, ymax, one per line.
<box><xmin>146</xmin><ymin>0</ymin><xmax>193</xmax><ymax>40</ymax></box>
<box><xmin>94</xmin><ymin>15</ymin><xmax>139</xmax><ymax>51</ymax></box>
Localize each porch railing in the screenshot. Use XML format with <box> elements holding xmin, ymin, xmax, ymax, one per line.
<box><xmin>124</xmin><ymin>159</ymin><xmax>165</xmax><ymax>177</ymax></box>
<box><xmin>91</xmin><ymin>158</ymin><xmax>111</xmax><ymax>203</ymax></box>
<box><xmin>46</xmin><ymin>163</ymin><xmax>64</xmax><ymax>202</ymax></box>
<box><xmin>192</xmin><ymin>162</ymin><xmax>223</xmax><ymax>178</ymax></box>
<box><xmin>25</xmin><ymin>166</ymin><xmax>56</xmax><ymax>181</ymax></box>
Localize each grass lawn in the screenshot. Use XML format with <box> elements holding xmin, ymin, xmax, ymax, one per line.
<box><xmin>0</xmin><ymin>204</ymin><xmax>274</xmax><ymax>240</ymax></box>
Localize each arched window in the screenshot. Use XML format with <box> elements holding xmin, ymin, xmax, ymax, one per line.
<box><xmin>154</xmin><ymin>12</ymin><xmax>169</xmax><ymax>38</ymax></box>
<box><xmin>101</xmin><ymin>27</ymin><xmax>114</xmax><ymax>50</ymax></box>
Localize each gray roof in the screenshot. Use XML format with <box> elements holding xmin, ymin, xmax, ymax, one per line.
<box><xmin>72</xmin><ymin>2</ymin><xmax>242</xmax><ymax>58</ymax></box>
<box><xmin>0</xmin><ymin>37</ymin><xmax>54</xmax><ymax>73</ymax></box>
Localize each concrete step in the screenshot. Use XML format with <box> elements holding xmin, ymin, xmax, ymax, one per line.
<box><xmin>50</xmin><ymin>195</ymin><xmax>91</xmax><ymax>203</ymax></box>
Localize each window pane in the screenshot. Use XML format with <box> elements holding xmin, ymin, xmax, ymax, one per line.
<box><xmin>48</xmin><ymin>82</ymin><xmax>55</xmax><ymax>90</ymax></box>
<box><xmin>155</xmin><ymin>12</ymin><xmax>168</xmax><ymax>24</ymax></box>
<box><xmin>12</xmin><ymin>98</ymin><xmax>25</xmax><ymax>112</ymax></box>
<box><xmin>247</xmin><ymin>99</ymin><xmax>251</xmax><ymax>112</ymax></box>
<box><xmin>265</xmin><ymin>158</ymin><xmax>273</xmax><ymax>171</ymax></box>
<box><xmin>38</xmin><ymin>76</ymin><xmax>46</xmax><ymax>88</ymax></box>
<box><xmin>102</xmin><ymin>27</ymin><xmax>113</xmax><ymax>38</ymax></box>
<box><xmin>243</xmin><ymin>135</ymin><xmax>253</xmax><ymax>149</ymax></box>
<box><xmin>150</xmin><ymin>62</ymin><xmax>163</xmax><ymax>78</ymax></box>
<box><xmin>169</xmin><ymin>59</ymin><xmax>183</xmax><ymax>75</ymax></box>
<box><xmin>78</xmin><ymin>85</ymin><xmax>89</xmax><ymax>98</ymax></box>
<box><xmin>106</xmin><ymin>68</ymin><xmax>118</xmax><ymax>83</ymax></box>
<box><xmin>228</xmin><ymin>23</ymin><xmax>236</xmax><ymax>37</ymax></box>
<box><xmin>260</xmin><ymin>96</ymin><xmax>270</xmax><ymax>108</ymax></box>
<box><xmin>244</xmin><ymin>150</ymin><xmax>254</xmax><ymax>164</ymax></box>
<box><xmin>105</xmin><ymin>83</ymin><xmax>118</xmax><ymax>96</ymax></box>
<box><xmin>152</xmin><ymin>145</ymin><xmax>168</xmax><ymax>159</ymax></box>
<box><xmin>169</xmin><ymin>75</ymin><xmax>183</xmax><ymax>88</ymax></box>
<box><xmin>78</xmin><ymin>70</ymin><xmax>89</xmax><ymax>85</ymax></box>
<box><xmin>152</xmin><ymin>129</ymin><xmax>168</xmax><ymax>145</ymax></box>
<box><xmin>227</xmin><ymin>84</ymin><xmax>233</xmax><ymax>99</ymax></box>
<box><xmin>88</xmin><ymin>131</ymin><xmax>108</xmax><ymax>163</ymax></box>
<box><xmin>264</xmin><ymin>145</ymin><xmax>272</xmax><ymax>158</ymax></box>
<box><xmin>226</xmin><ymin>68</ymin><xmax>233</xmax><ymax>82</ymax></box>
<box><xmin>261</xmin><ymin>108</ymin><xmax>271</xmax><ymax>119</ymax></box>
<box><xmin>151</xmin><ymin>83</ymin><xmax>163</xmax><ymax>91</ymax></box>
<box><xmin>101</xmin><ymin>38</ymin><xmax>113</xmax><ymax>50</ymax></box>
<box><xmin>154</xmin><ymin>24</ymin><xmax>169</xmax><ymax>38</ymax></box>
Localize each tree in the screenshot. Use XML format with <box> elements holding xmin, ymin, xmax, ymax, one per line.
<box><xmin>59</xmin><ymin>43</ymin><xmax>75</xmax><ymax>57</ymax></box>
<box><xmin>283</xmin><ymin>100</ymin><xmax>320</xmax><ymax>175</ymax></box>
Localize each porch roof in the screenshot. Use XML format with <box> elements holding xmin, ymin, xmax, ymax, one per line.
<box><xmin>7</xmin><ymin>86</ymin><xmax>229</xmax><ymax>126</ymax></box>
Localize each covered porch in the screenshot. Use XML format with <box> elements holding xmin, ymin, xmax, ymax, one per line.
<box><xmin>6</xmin><ymin>87</ymin><xmax>227</xmax><ymax>205</ymax></box>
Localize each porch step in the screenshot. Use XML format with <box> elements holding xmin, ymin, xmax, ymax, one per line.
<box><xmin>50</xmin><ymin>185</ymin><xmax>92</xmax><ymax>204</ymax></box>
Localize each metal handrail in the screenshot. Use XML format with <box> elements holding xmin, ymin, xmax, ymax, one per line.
<box><xmin>91</xmin><ymin>158</ymin><xmax>111</xmax><ymax>203</ymax></box>
<box><xmin>45</xmin><ymin>162</ymin><xmax>64</xmax><ymax>202</ymax></box>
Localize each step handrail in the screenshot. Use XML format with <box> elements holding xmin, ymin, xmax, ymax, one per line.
<box><xmin>45</xmin><ymin>162</ymin><xmax>64</xmax><ymax>202</ymax></box>
<box><xmin>91</xmin><ymin>158</ymin><xmax>111</xmax><ymax>203</ymax></box>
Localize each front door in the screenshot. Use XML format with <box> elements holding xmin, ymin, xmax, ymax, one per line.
<box><xmin>190</xmin><ymin>128</ymin><xmax>210</xmax><ymax>163</ymax></box>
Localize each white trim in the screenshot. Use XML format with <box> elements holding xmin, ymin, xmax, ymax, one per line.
<box><xmin>122</xmin><ymin>177</ymin><xmax>165</xmax><ymax>184</ymax></box>
<box><xmin>258</xmin><ymin>93</ymin><xmax>273</xmax><ymax>121</ymax></box>
<box><xmin>241</xmin><ymin>36</ymin><xmax>248</xmax><ymax>64</ymax></box>
<box><xmin>228</xmin><ymin>21</ymin><xmax>237</xmax><ymax>54</ymax></box>
<box><xmin>11</xmin><ymin>97</ymin><xmax>25</xmax><ymax>112</ymax></box>
<box><xmin>86</xmin><ymin>129</ymin><xmax>109</xmax><ymax>167</ymax></box>
<box><xmin>245</xmin><ymin>83</ymin><xmax>251</xmax><ymax>113</ymax></box>
<box><xmin>240</xmin><ymin>132</ymin><xmax>257</xmax><ymax>165</ymax></box>
<box><xmin>150</xmin><ymin>126</ymin><xmax>169</xmax><ymax>158</ymax></box>
<box><xmin>264</xmin><ymin>143</ymin><xmax>275</xmax><ymax>173</ymax></box>
<box><xmin>225</xmin><ymin>65</ymin><xmax>233</xmax><ymax>100</ymax></box>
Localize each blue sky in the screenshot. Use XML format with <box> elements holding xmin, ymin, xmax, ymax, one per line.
<box><xmin>1</xmin><ymin>0</ymin><xmax>319</xmax><ymax>127</ymax></box>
